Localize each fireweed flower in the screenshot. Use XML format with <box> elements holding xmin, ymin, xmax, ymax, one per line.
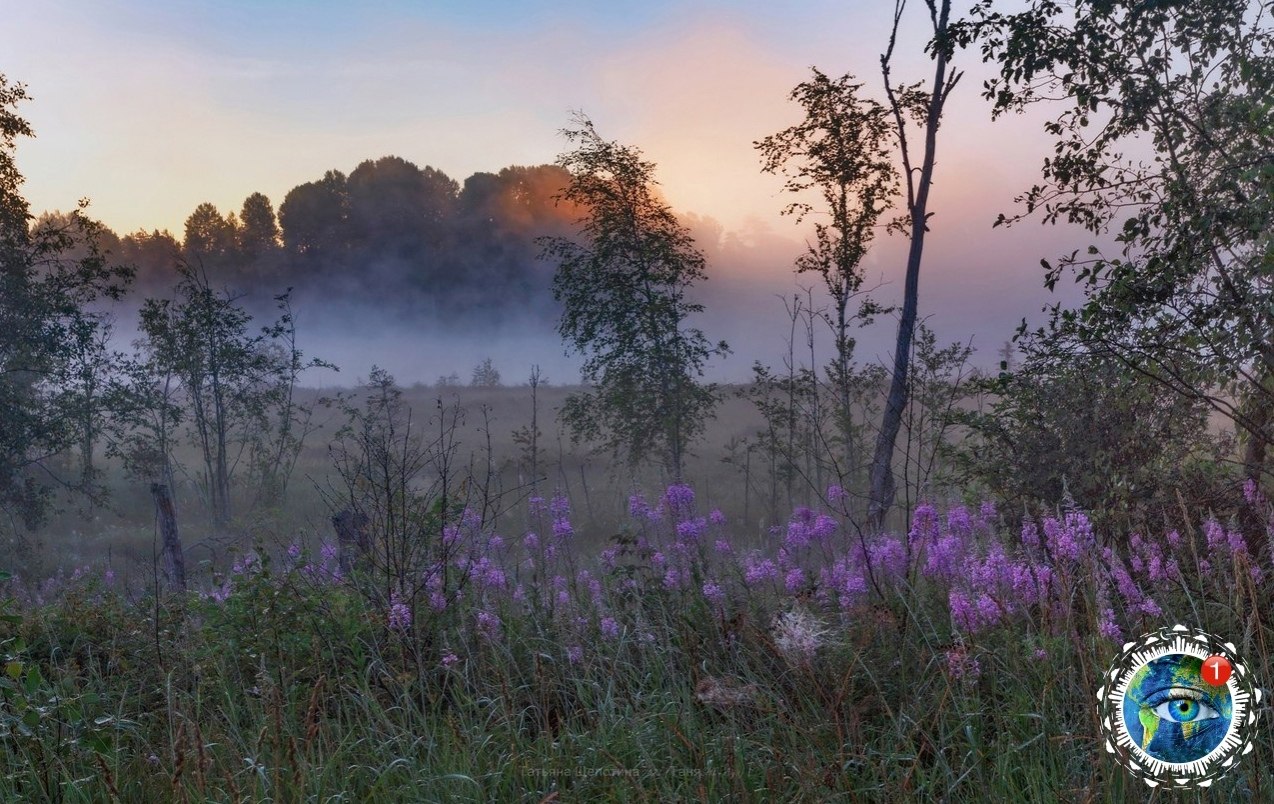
<box><xmin>286</xmin><ymin>542</ymin><xmax>302</xmax><ymax>561</ymax></box>
<box><xmin>628</xmin><ymin>494</ymin><xmax>649</xmax><ymax>518</ymax></box>
<box><xmin>1244</xmin><ymin>478</ymin><xmax>1264</xmax><ymax>506</ymax></box>
<box><xmin>945</xmin><ymin>646</ymin><xmax>981</xmax><ymax>682</ymax></box>
<box><xmin>714</xmin><ymin>539</ymin><xmax>734</xmax><ymax>555</ymax></box>
<box><xmin>475</xmin><ymin>610</ymin><xmax>501</xmax><ymax>640</ymax></box>
<box><xmin>600</xmin><ymin>616</ymin><xmax>620</xmax><ymax>639</ymax></box>
<box><xmin>979</xmin><ymin>500</ymin><xmax>997</xmax><ymax>523</ymax></box>
<box><xmin>867</xmin><ymin>537</ymin><xmax>907</xmax><ymax>580</ymax></box>
<box><xmin>552</xmin><ymin>516</ymin><xmax>574</xmax><ymax>540</ymax></box>
<box><xmin>664</xmin><ymin>483</ymin><xmax>695</xmax><ymax>511</ymax></box>
<box><xmin>1020</xmin><ymin>520</ymin><xmax>1040</xmax><ymax>549</ymax></box>
<box><xmin>441</xmin><ymin>652</ymin><xmax>459</xmax><ymax>668</ymax></box>
<box><xmin>578</xmin><ymin>570</ymin><xmax>602</xmax><ymax>602</ymax></box>
<box><xmin>909</xmin><ymin>503</ymin><xmax>940</xmax><ymax>547</ymax></box>
<box><xmin>1098</xmin><ymin>607</ymin><xmax>1122</xmax><ymax>643</ymax></box>
<box><xmin>947</xmin><ymin>506</ymin><xmax>973</xmax><ymax>539</ymax></box>
<box><xmin>924</xmin><ymin>531</ymin><xmax>966</xmax><ymax>580</ymax></box>
<box><xmin>827</xmin><ymin>484</ymin><xmax>847</xmax><ymax>504</ymax></box>
<box><xmin>677</xmin><ymin>518</ymin><xmax>707</xmax><ymax>543</ymax></box>
<box><xmin>702</xmin><ymin>580</ymin><xmax>725</xmax><ymax>605</ymax></box>
<box><xmin>442</xmin><ymin>524</ymin><xmax>461</xmax><ymax>548</ymax></box>
<box><xmin>811</xmin><ymin>514</ymin><xmax>837</xmax><ymax>542</ymax></box>
<box><xmin>709</xmin><ymin>509</ymin><xmax>727</xmax><ymax>526</ymax></box>
<box><xmin>388</xmin><ymin>594</ymin><xmax>411</xmax><ymax>631</ymax></box>
<box><xmin>784</xmin><ymin>567</ymin><xmax>806</xmax><ymax>595</ymax></box>
<box><xmin>948</xmin><ymin>589</ymin><xmax>979</xmax><ymax>633</ymax></box>
<box><xmin>663</xmin><ymin>567</ymin><xmax>681</xmax><ymax>589</ymax></box>
<box><xmin>549</xmin><ymin>494</ymin><xmax>570</xmax><ymax>518</ymax></box>
<box><xmin>823</xmin><ymin>559</ymin><xmax>868</xmax><ymax>609</ymax></box>
<box><xmin>1205</xmin><ymin>519</ymin><xmax>1227</xmax><ymax>552</ymax></box>
<box><xmin>744</xmin><ymin>556</ymin><xmax>779</xmax><ymax>586</ymax></box>
<box><xmin>600</xmin><ymin>547</ymin><xmax>619</xmax><ymax>569</ymax></box>
<box><xmin>784</xmin><ymin>521</ymin><xmax>812</xmax><ymax>551</ymax></box>
<box><xmin>523</xmin><ymin>531</ymin><xmax>539</xmax><ymax>550</ymax></box>
<box><xmin>567</xmin><ymin>646</ymin><xmax>583</xmax><ymax>664</ymax></box>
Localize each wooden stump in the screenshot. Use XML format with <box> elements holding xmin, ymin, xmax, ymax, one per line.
<box><xmin>150</xmin><ymin>483</ymin><xmax>186</xmax><ymax>591</ymax></box>
<box><xmin>332</xmin><ymin>508</ymin><xmax>370</xmax><ymax>575</ymax></box>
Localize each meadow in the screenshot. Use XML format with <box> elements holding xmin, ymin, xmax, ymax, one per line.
<box><xmin>3</xmin><ymin>379</ymin><xmax>1272</xmax><ymax>802</ymax></box>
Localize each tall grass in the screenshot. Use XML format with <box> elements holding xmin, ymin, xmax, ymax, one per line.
<box><xmin>1</xmin><ymin>483</ymin><xmax>1271</xmax><ymax>801</ymax></box>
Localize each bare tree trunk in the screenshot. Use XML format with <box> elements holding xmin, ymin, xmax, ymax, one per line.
<box><xmin>151</xmin><ymin>483</ymin><xmax>186</xmax><ymax>591</ymax></box>
<box><xmin>867</xmin><ymin>0</ymin><xmax>960</xmax><ymax>529</ymax></box>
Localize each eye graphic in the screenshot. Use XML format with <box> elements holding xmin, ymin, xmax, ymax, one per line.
<box><xmin>1100</xmin><ymin>629</ymin><xmax>1260</xmax><ymax>789</ymax></box>
<box><xmin>1148</xmin><ymin>689</ymin><xmax>1220</xmax><ymax>724</ymax></box>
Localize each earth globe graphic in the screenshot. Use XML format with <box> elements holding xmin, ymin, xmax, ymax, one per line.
<box><xmin>1122</xmin><ymin>654</ymin><xmax>1233</xmax><ymax>764</ymax></box>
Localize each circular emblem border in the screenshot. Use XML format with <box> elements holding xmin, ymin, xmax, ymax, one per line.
<box><xmin>1096</xmin><ymin>624</ymin><xmax>1262</xmax><ymax>789</ymax></box>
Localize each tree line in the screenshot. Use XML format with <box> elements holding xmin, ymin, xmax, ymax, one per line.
<box><xmin>57</xmin><ymin>157</ymin><xmax>582</xmax><ymax>321</ymax></box>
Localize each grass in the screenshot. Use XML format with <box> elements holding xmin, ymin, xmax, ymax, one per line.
<box><xmin>4</xmin><ymin>476</ymin><xmax>1274</xmax><ymax>802</ymax></box>
<box><xmin>4</xmin><ymin>378</ymin><xmax>1271</xmax><ymax>802</ymax></box>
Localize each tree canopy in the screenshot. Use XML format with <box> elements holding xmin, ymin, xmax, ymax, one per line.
<box><xmin>540</xmin><ymin>114</ymin><xmax>729</xmax><ymax>479</ymax></box>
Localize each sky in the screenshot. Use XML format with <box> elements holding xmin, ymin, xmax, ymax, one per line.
<box><xmin>5</xmin><ymin>0</ymin><xmax>1096</xmax><ymax>382</ymax></box>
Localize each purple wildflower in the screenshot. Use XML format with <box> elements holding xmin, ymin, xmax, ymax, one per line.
<box><xmin>744</xmin><ymin>557</ymin><xmax>779</xmax><ymax>586</ymax></box>
<box><xmin>945</xmin><ymin>647</ymin><xmax>981</xmax><ymax>682</ymax></box>
<box><xmin>784</xmin><ymin>567</ymin><xmax>806</xmax><ymax>594</ymax></box>
<box><xmin>475</xmin><ymin>610</ymin><xmax>501</xmax><ymax>639</ymax></box>
<box><xmin>388</xmin><ymin>595</ymin><xmax>411</xmax><ymax>631</ymax></box>
<box><xmin>552</xmin><ymin>517</ymin><xmax>574</xmax><ymax>540</ymax></box>
<box><xmin>1244</xmin><ymin>478</ymin><xmax>1264</xmax><ymax>505</ymax></box>
<box><xmin>663</xmin><ymin>567</ymin><xmax>681</xmax><ymax>589</ymax></box>
<box><xmin>677</xmin><ymin>518</ymin><xmax>707</xmax><ymax>542</ymax></box>
<box><xmin>1098</xmin><ymin>608</ymin><xmax>1122</xmax><ymax>643</ymax></box>
<box><xmin>702</xmin><ymin>581</ymin><xmax>724</xmax><ymax>605</ymax></box>
<box><xmin>664</xmin><ymin>483</ymin><xmax>695</xmax><ymax>510</ymax></box>
<box><xmin>549</xmin><ymin>494</ymin><xmax>570</xmax><ymax>518</ymax></box>
<box><xmin>628</xmin><ymin>494</ymin><xmax>650</xmax><ymax>519</ymax></box>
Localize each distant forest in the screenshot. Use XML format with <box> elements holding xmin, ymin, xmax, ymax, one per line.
<box><xmin>46</xmin><ymin>157</ymin><xmax>584</xmax><ymax>322</ymax></box>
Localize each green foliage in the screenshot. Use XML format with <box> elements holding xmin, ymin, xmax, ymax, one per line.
<box><xmin>953</xmin><ymin>335</ymin><xmax>1227</xmax><ymax>528</ymax></box>
<box><xmin>955</xmin><ymin>0</ymin><xmax>1274</xmax><ymax>481</ymax></box>
<box><xmin>129</xmin><ymin>267</ymin><xmax>329</xmax><ymax>521</ymax></box>
<box><xmin>0</xmin><ymin>573</ymin><xmax>135</xmax><ymax>801</ymax></box>
<box><xmin>0</xmin><ymin>74</ymin><xmax>132</xmax><ymax>529</ymax></box>
<box><xmin>540</xmin><ymin>114</ymin><xmax>729</xmax><ymax>479</ymax></box>
<box><xmin>898</xmin><ymin>323</ymin><xmax>975</xmax><ymax>505</ymax></box>
<box><xmin>756</xmin><ymin>67</ymin><xmax>896</xmax><ymax>342</ymax></box>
